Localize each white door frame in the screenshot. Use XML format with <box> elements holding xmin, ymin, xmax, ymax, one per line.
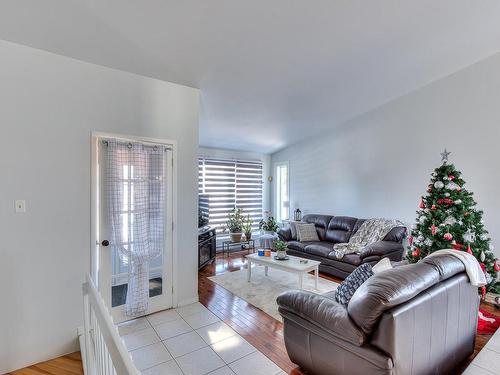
<box><xmin>90</xmin><ymin>131</ymin><xmax>179</xmax><ymax>321</ymax></box>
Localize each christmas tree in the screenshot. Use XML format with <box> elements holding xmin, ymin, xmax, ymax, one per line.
<box><xmin>407</xmin><ymin>149</ymin><xmax>500</xmax><ymax>295</ymax></box>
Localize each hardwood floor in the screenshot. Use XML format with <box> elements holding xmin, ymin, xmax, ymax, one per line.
<box><xmin>199</xmin><ymin>250</ymin><xmax>500</xmax><ymax>375</ymax></box>
<box><xmin>7</xmin><ymin>352</ymin><xmax>83</xmax><ymax>375</ymax></box>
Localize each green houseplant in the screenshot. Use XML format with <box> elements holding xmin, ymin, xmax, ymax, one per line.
<box><xmin>225</xmin><ymin>208</ymin><xmax>244</xmax><ymax>242</ymax></box>
<box><xmin>274</xmin><ymin>239</ymin><xmax>288</xmax><ymax>259</ymax></box>
<box><xmin>243</xmin><ymin>215</ymin><xmax>253</xmax><ymax>240</ymax></box>
<box><xmin>259</xmin><ymin>216</ymin><xmax>279</xmax><ymax>234</ymax></box>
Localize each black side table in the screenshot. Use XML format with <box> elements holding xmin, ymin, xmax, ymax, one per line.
<box><xmin>222</xmin><ymin>239</ymin><xmax>255</xmax><ymax>257</ymax></box>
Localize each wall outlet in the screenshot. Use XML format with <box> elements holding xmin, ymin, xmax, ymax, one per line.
<box><xmin>15</xmin><ymin>200</ymin><xmax>26</xmax><ymax>213</ymax></box>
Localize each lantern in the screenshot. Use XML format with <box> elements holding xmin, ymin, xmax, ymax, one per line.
<box><xmin>294</xmin><ymin>208</ymin><xmax>302</xmax><ymax>222</ymax></box>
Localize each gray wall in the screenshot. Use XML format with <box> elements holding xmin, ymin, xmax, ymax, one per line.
<box><xmin>0</xmin><ymin>40</ymin><xmax>199</xmax><ymax>372</ymax></box>
<box><xmin>272</xmin><ymin>51</ymin><xmax>500</xmax><ymax>257</ymax></box>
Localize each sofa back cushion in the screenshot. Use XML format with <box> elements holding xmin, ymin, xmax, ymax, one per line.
<box><xmin>301</xmin><ymin>214</ymin><xmax>333</xmax><ymax>241</ymax></box>
<box><xmin>347</xmin><ymin>254</ymin><xmax>466</xmax><ymax>335</ymax></box>
<box><xmin>324</xmin><ymin>216</ymin><xmax>358</xmax><ymax>243</ymax></box>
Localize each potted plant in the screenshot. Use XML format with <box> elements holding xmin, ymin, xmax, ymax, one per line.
<box><xmin>259</xmin><ymin>216</ymin><xmax>278</xmax><ymax>234</ymax></box>
<box><xmin>274</xmin><ymin>239</ymin><xmax>288</xmax><ymax>260</ymax></box>
<box><xmin>225</xmin><ymin>208</ymin><xmax>244</xmax><ymax>242</ymax></box>
<box><xmin>243</xmin><ymin>215</ymin><xmax>253</xmax><ymax>240</ymax></box>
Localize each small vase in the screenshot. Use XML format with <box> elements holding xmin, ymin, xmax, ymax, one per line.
<box><xmin>245</xmin><ymin>232</ymin><xmax>252</xmax><ymax>241</ymax></box>
<box><xmin>230</xmin><ymin>232</ymin><xmax>242</xmax><ymax>242</ymax></box>
<box><xmin>276</xmin><ymin>249</ymin><xmax>287</xmax><ymax>259</ymax></box>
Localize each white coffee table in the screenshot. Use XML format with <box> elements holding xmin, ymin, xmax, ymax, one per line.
<box><xmin>246</xmin><ymin>252</ymin><xmax>321</xmax><ymax>289</ymax></box>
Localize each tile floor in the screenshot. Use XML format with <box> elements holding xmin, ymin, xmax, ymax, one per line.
<box><xmin>118</xmin><ymin>302</ymin><xmax>286</xmax><ymax>375</ymax></box>
<box><xmin>464</xmin><ymin>328</ymin><xmax>500</xmax><ymax>374</ymax></box>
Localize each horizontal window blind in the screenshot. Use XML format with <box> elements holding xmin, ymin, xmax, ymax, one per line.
<box><xmin>199</xmin><ymin>157</ymin><xmax>263</xmax><ymax>236</ymax></box>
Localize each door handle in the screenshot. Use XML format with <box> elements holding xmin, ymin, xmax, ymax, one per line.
<box><xmin>101</xmin><ymin>240</ymin><xmax>110</xmax><ymax>247</ymax></box>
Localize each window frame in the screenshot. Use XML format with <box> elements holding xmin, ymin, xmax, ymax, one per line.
<box><xmin>274</xmin><ymin>161</ymin><xmax>290</xmax><ymax>222</ymax></box>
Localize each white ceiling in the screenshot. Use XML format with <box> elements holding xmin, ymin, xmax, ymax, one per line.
<box><xmin>1</xmin><ymin>1</ymin><xmax>500</xmax><ymax>153</ymax></box>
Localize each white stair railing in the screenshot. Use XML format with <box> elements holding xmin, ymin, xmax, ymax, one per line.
<box><xmin>81</xmin><ymin>274</ymin><xmax>139</xmax><ymax>375</ymax></box>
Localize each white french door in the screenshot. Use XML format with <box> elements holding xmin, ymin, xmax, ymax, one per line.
<box><xmin>92</xmin><ymin>134</ymin><xmax>174</xmax><ymax>323</ymax></box>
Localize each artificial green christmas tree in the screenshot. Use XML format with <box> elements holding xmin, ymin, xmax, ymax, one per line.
<box><xmin>407</xmin><ymin>149</ymin><xmax>500</xmax><ymax>295</ymax></box>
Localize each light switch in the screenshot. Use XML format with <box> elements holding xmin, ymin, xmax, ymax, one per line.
<box><xmin>15</xmin><ymin>200</ymin><xmax>26</xmax><ymax>213</ymax></box>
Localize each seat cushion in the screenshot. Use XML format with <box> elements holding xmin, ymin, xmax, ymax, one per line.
<box><xmin>326</xmin><ymin>251</ymin><xmax>362</xmax><ymax>266</ymax></box>
<box><xmin>304</xmin><ymin>242</ymin><xmax>334</xmax><ymax>257</ymax></box>
<box><xmin>287</xmin><ymin>241</ymin><xmax>315</xmax><ymax>252</ymax></box>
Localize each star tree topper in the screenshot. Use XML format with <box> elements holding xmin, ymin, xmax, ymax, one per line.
<box><xmin>440</xmin><ymin>148</ymin><xmax>451</xmax><ymax>164</ymax></box>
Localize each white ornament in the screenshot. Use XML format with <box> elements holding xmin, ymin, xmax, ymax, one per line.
<box><xmin>424</xmin><ymin>238</ymin><xmax>433</xmax><ymax>247</ymax></box>
<box><xmin>480</xmin><ymin>234</ymin><xmax>489</xmax><ymax>241</ymax></box>
<box><xmin>419</xmin><ymin>216</ymin><xmax>427</xmax><ymax>224</ymax></box>
<box><xmin>434</xmin><ymin>181</ymin><xmax>445</xmax><ymax>189</ymax></box>
<box><xmin>417</xmin><ymin>235</ymin><xmax>425</xmax><ymax>242</ymax></box>
<box><xmin>486</xmin><ymin>272</ymin><xmax>493</xmax><ymax>284</ymax></box>
<box><xmin>444</xmin><ymin>192</ymin><xmax>450</xmax><ymax>197</ymax></box>
<box><xmin>424</xmin><ymin>208</ymin><xmax>430</xmax><ymax>214</ymax></box>
<box><xmin>443</xmin><ymin>216</ymin><xmax>457</xmax><ymax>226</ymax></box>
<box><xmin>446</xmin><ymin>181</ymin><xmax>459</xmax><ymax>190</ymax></box>
<box><xmin>480</xmin><ymin>251</ymin><xmax>486</xmax><ymax>262</ymax></box>
<box><xmin>454</xmin><ymin>199</ymin><xmax>462</xmax><ymax>205</ymax></box>
<box><xmin>443</xmin><ymin>176</ymin><xmax>449</xmax><ymax>181</ymax></box>
<box><xmin>463</xmin><ymin>229</ymin><xmax>476</xmax><ymax>243</ymax></box>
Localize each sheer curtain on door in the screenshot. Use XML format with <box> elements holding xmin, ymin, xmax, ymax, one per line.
<box><xmin>106</xmin><ymin>138</ymin><xmax>165</xmax><ymax>317</ymax></box>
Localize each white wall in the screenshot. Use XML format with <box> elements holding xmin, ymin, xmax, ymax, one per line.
<box><xmin>271</xmin><ymin>51</ymin><xmax>500</xmax><ymax>257</ymax></box>
<box><xmin>0</xmin><ymin>40</ymin><xmax>199</xmax><ymax>373</ymax></box>
<box><xmin>198</xmin><ymin>147</ymin><xmax>271</xmax><ymax>214</ymax></box>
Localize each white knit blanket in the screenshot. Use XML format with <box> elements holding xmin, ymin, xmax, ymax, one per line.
<box><xmin>426</xmin><ymin>249</ymin><xmax>486</xmax><ymax>287</ymax></box>
<box><xmin>332</xmin><ymin>218</ymin><xmax>403</xmax><ymax>259</ymax></box>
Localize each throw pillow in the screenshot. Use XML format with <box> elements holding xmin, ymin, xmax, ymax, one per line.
<box><xmin>296</xmin><ymin>223</ymin><xmax>319</xmax><ymax>242</ymax></box>
<box><xmin>372</xmin><ymin>257</ymin><xmax>393</xmax><ymax>274</ymax></box>
<box><xmin>335</xmin><ymin>263</ymin><xmax>374</xmax><ymax>306</ymax></box>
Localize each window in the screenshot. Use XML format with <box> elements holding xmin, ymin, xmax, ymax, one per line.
<box><xmin>275</xmin><ymin>162</ymin><xmax>289</xmax><ymax>221</ymax></box>
<box><xmin>198</xmin><ymin>157</ymin><xmax>263</xmax><ymax>237</ymax></box>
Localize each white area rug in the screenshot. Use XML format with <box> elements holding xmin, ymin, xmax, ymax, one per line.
<box><xmin>209</xmin><ymin>265</ymin><xmax>339</xmax><ymax>321</ymax></box>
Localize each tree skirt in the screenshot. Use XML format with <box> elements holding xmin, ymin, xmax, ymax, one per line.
<box><xmin>478</xmin><ymin>308</ymin><xmax>500</xmax><ymax>335</ymax></box>
<box><xmin>208</xmin><ymin>266</ymin><xmax>339</xmax><ymax>321</ymax></box>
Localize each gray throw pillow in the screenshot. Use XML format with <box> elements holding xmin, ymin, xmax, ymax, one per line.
<box><xmin>289</xmin><ymin>221</ymin><xmax>298</xmax><ymax>240</ymax></box>
<box><xmin>296</xmin><ymin>223</ymin><xmax>319</xmax><ymax>242</ymax></box>
<box><xmin>335</xmin><ymin>263</ymin><xmax>374</xmax><ymax>305</ymax></box>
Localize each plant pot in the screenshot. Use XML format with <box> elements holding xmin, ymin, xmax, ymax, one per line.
<box><xmin>245</xmin><ymin>232</ymin><xmax>252</xmax><ymax>241</ymax></box>
<box><xmin>276</xmin><ymin>249</ymin><xmax>287</xmax><ymax>260</ymax></box>
<box><xmin>230</xmin><ymin>232</ymin><xmax>243</xmax><ymax>242</ymax></box>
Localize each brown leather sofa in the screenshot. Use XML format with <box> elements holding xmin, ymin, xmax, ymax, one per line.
<box><xmin>278</xmin><ymin>214</ymin><xmax>406</xmax><ymax>279</ymax></box>
<box><xmin>277</xmin><ymin>254</ymin><xmax>479</xmax><ymax>375</ymax></box>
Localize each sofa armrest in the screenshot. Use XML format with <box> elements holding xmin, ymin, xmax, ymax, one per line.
<box><xmin>359</xmin><ymin>241</ymin><xmax>403</xmax><ymax>259</ymax></box>
<box><xmin>277</xmin><ymin>227</ymin><xmax>292</xmax><ymax>241</ymax></box>
<box><xmin>277</xmin><ymin>290</ymin><xmax>365</xmax><ymax>346</ymax></box>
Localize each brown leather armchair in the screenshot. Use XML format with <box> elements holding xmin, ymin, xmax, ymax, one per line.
<box><xmin>277</xmin><ymin>254</ymin><xmax>479</xmax><ymax>375</ymax></box>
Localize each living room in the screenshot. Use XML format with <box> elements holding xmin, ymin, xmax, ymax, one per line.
<box><xmin>2</xmin><ymin>2</ymin><xmax>500</xmax><ymax>375</ymax></box>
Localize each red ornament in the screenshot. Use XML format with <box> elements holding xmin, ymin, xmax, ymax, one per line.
<box><xmin>480</xmin><ymin>263</ymin><xmax>486</xmax><ymax>273</ymax></box>
<box><xmin>427</xmin><ymin>184</ymin><xmax>433</xmax><ymax>193</ymax></box>
<box><xmin>480</xmin><ymin>286</ymin><xmax>487</xmax><ymax>299</ymax></box>
<box><xmin>431</xmin><ymin>224</ymin><xmax>437</xmax><ymax>236</ymax></box>
<box><xmin>448</xmin><ymin>175</ymin><xmax>455</xmax><ymax>181</ymax></box>
<box><xmin>412</xmin><ymin>248</ymin><xmax>421</xmax><ymax>257</ymax></box>
<box><xmin>419</xmin><ymin>199</ymin><xmax>425</xmax><ymax>209</ymax></box>
<box><xmin>408</xmin><ymin>236</ymin><xmax>413</xmax><ymax>246</ymax></box>
<box><xmin>467</xmin><ymin>245</ymin><xmax>473</xmax><ymax>254</ymax></box>
<box><xmin>456</xmin><ymin>186</ymin><xmax>462</xmax><ymax>192</ymax></box>
<box><xmin>452</xmin><ymin>243</ymin><xmax>464</xmax><ymax>250</ymax></box>
<box><xmin>443</xmin><ymin>233</ymin><xmax>453</xmax><ymax>241</ymax></box>
<box><xmin>431</xmin><ymin>204</ymin><xmax>436</xmax><ymax>210</ymax></box>
<box><xmin>494</xmin><ymin>260</ymin><xmax>500</xmax><ymax>272</ymax></box>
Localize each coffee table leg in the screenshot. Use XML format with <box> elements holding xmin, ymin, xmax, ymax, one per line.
<box><xmin>315</xmin><ymin>266</ymin><xmax>319</xmax><ymax>289</ymax></box>
<box><xmin>298</xmin><ymin>273</ymin><xmax>303</xmax><ymax>289</ymax></box>
<box><xmin>265</xmin><ymin>266</ymin><xmax>268</xmax><ymax>276</ymax></box>
<box><xmin>247</xmin><ymin>260</ymin><xmax>252</xmax><ymax>282</ymax></box>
